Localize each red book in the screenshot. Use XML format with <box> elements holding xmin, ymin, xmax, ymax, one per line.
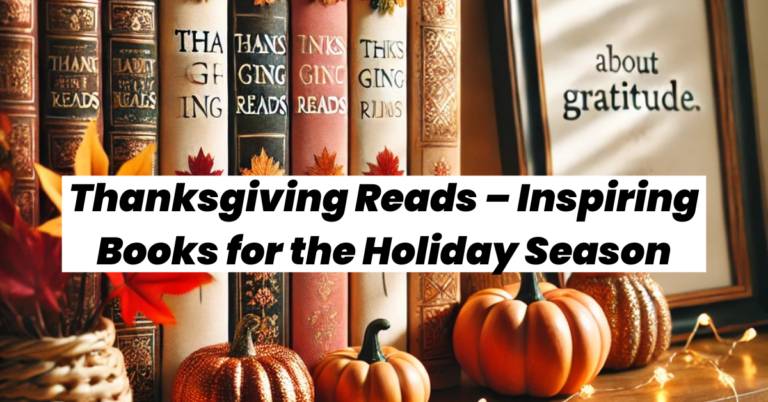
<box><xmin>291</xmin><ymin>273</ymin><xmax>348</xmax><ymax>373</ymax></box>
<box><xmin>290</xmin><ymin>0</ymin><xmax>348</xmax><ymax>176</ymax></box>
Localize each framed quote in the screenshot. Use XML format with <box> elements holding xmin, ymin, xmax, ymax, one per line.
<box><xmin>502</xmin><ymin>0</ymin><xmax>768</xmax><ymax>336</ymax></box>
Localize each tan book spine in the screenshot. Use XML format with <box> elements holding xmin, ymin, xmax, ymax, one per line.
<box><xmin>159</xmin><ymin>0</ymin><xmax>228</xmax><ymax>176</ymax></box>
<box><xmin>349</xmin><ymin>0</ymin><xmax>407</xmax><ymax>175</ymax></box>
<box><xmin>407</xmin><ymin>272</ymin><xmax>461</xmax><ymax>389</ymax></box>
<box><xmin>408</xmin><ymin>0</ymin><xmax>460</xmax><ymax>176</ymax></box>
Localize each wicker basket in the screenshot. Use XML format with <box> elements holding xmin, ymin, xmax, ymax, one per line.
<box><xmin>0</xmin><ymin>317</ymin><xmax>132</xmax><ymax>401</ymax></box>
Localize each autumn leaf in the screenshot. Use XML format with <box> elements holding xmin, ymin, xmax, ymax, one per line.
<box><xmin>0</xmin><ymin>113</ymin><xmax>11</xmax><ymax>151</ymax></box>
<box><xmin>0</xmin><ymin>187</ymin><xmax>67</xmax><ymax>313</ymax></box>
<box><xmin>254</xmin><ymin>0</ymin><xmax>280</xmax><ymax>5</ymax></box>
<box><xmin>34</xmin><ymin>119</ymin><xmax>156</xmax><ymax>237</ymax></box>
<box><xmin>74</xmin><ymin>120</ymin><xmax>109</xmax><ymax>176</ymax></box>
<box><xmin>363</xmin><ymin>147</ymin><xmax>404</xmax><ymax>176</ymax></box>
<box><xmin>240</xmin><ymin>147</ymin><xmax>285</xmax><ymax>176</ymax></box>
<box><xmin>106</xmin><ymin>273</ymin><xmax>214</xmax><ymax>326</ymax></box>
<box><xmin>175</xmin><ymin>147</ymin><xmax>224</xmax><ymax>176</ymax></box>
<box><xmin>306</xmin><ymin>147</ymin><xmax>344</xmax><ymax>176</ymax></box>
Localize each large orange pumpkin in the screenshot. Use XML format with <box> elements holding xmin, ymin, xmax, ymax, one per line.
<box><xmin>171</xmin><ymin>314</ymin><xmax>313</xmax><ymax>402</ymax></box>
<box><xmin>566</xmin><ymin>272</ymin><xmax>671</xmax><ymax>369</ymax></box>
<box><xmin>313</xmin><ymin>319</ymin><xmax>430</xmax><ymax>402</ymax></box>
<box><xmin>453</xmin><ymin>273</ymin><xmax>611</xmax><ymax>397</ymax></box>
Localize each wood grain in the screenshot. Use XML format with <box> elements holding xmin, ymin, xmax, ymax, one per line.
<box><xmin>432</xmin><ymin>329</ymin><xmax>768</xmax><ymax>401</ymax></box>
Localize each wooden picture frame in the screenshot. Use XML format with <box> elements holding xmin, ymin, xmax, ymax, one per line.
<box><xmin>497</xmin><ymin>0</ymin><xmax>768</xmax><ymax>336</ymax></box>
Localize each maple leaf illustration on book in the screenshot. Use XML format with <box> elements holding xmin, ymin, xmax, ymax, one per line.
<box><xmin>306</xmin><ymin>147</ymin><xmax>344</xmax><ymax>176</ymax></box>
<box><xmin>363</xmin><ymin>147</ymin><xmax>404</xmax><ymax>176</ymax></box>
<box><xmin>175</xmin><ymin>147</ymin><xmax>224</xmax><ymax>176</ymax></box>
<box><xmin>240</xmin><ymin>147</ymin><xmax>285</xmax><ymax>176</ymax></box>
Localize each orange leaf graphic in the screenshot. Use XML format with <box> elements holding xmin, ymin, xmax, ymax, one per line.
<box><xmin>363</xmin><ymin>147</ymin><xmax>404</xmax><ymax>176</ymax></box>
<box><xmin>106</xmin><ymin>273</ymin><xmax>214</xmax><ymax>326</ymax></box>
<box><xmin>241</xmin><ymin>147</ymin><xmax>285</xmax><ymax>176</ymax></box>
<box><xmin>306</xmin><ymin>147</ymin><xmax>344</xmax><ymax>176</ymax></box>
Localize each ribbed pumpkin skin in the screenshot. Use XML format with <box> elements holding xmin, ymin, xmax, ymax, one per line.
<box><xmin>567</xmin><ymin>273</ymin><xmax>671</xmax><ymax>369</ymax></box>
<box><xmin>313</xmin><ymin>346</ymin><xmax>430</xmax><ymax>402</ymax></box>
<box><xmin>453</xmin><ymin>282</ymin><xmax>611</xmax><ymax>398</ymax></box>
<box><xmin>171</xmin><ymin>343</ymin><xmax>314</xmax><ymax>402</ymax></box>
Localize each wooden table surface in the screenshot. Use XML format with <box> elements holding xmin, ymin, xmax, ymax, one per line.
<box><xmin>431</xmin><ymin>330</ymin><xmax>768</xmax><ymax>402</ymax></box>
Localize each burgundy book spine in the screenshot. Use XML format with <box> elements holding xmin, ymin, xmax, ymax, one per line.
<box><xmin>290</xmin><ymin>0</ymin><xmax>348</xmax><ymax>176</ymax></box>
<box><xmin>291</xmin><ymin>273</ymin><xmax>348</xmax><ymax>373</ymax></box>
<box><xmin>39</xmin><ymin>0</ymin><xmax>103</xmax><ymax>175</ymax></box>
<box><xmin>0</xmin><ymin>0</ymin><xmax>38</xmax><ymax>225</ymax></box>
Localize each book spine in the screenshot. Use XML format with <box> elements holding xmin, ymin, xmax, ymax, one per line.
<box><xmin>408</xmin><ymin>0</ymin><xmax>461</xmax><ymax>176</ymax></box>
<box><xmin>103</xmin><ymin>0</ymin><xmax>158</xmax><ymax>174</ymax></box>
<box><xmin>0</xmin><ymin>0</ymin><xmax>38</xmax><ymax>225</ymax></box>
<box><xmin>290</xmin><ymin>0</ymin><xmax>348</xmax><ymax>176</ymax></box>
<box><xmin>349</xmin><ymin>0</ymin><xmax>407</xmax><ymax>176</ymax></box>
<box><xmin>350</xmin><ymin>272</ymin><xmax>407</xmax><ymax>350</ymax></box>
<box><xmin>408</xmin><ymin>272</ymin><xmax>461</xmax><ymax>389</ymax></box>
<box><xmin>291</xmin><ymin>273</ymin><xmax>348</xmax><ymax>373</ymax></box>
<box><xmin>159</xmin><ymin>0</ymin><xmax>228</xmax><ymax>176</ymax></box>
<box><xmin>230</xmin><ymin>0</ymin><xmax>288</xmax><ymax>176</ymax></box>
<box><xmin>104</xmin><ymin>300</ymin><xmax>161</xmax><ymax>402</ymax></box>
<box><xmin>39</xmin><ymin>0</ymin><xmax>103</xmax><ymax>175</ymax></box>
<box><xmin>228</xmin><ymin>272</ymin><xmax>290</xmax><ymax>347</ymax></box>
<box><xmin>161</xmin><ymin>272</ymin><xmax>228</xmax><ymax>402</ymax></box>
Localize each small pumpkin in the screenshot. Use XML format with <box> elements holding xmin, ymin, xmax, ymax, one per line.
<box><xmin>313</xmin><ymin>318</ymin><xmax>431</xmax><ymax>402</ymax></box>
<box><xmin>172</xmin><ymin>314</ymin><xmax>313</xmax><ymax>402</ymax></box>
<box><xmin>453</xmin><ymin>273</ymin><xmax>611</xmax><ymax>398</ymax></box>
<box><xmin>566</xmin><ymin>272</ymin><xmax>671</xmax><ymax>369</ymax></box>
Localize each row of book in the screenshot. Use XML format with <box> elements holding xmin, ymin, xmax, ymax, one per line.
<box><xmin>0</xmin><ymin>1</ymin><xmax>462</xmax><ymax>401</ymax></box>
<box><xmin>0</xmin><ymin>0</ymin><xmax>461</xmax><ymax>228</ymax></box>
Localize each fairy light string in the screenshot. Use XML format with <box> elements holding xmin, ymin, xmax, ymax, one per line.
<box><xmin>562</xmin><ymin>314</ymin><xmax>757</xmax><ymax>401</ymax></box>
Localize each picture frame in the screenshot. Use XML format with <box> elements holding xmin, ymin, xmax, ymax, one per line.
<box><xmin>494</xmin><ymin>0</ymin><xmax>768</xmax><ymax>337</ymax></box>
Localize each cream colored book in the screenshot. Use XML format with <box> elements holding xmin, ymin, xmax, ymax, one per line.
<box><xmin>159</xmin><ymin>0</ymin><xmax>228</xmax><ymax>176</ymax></box>
<box><xmin>349</xmin><ymin>0</ymin><xmax>408</xmax><ymax>176</ymax></box>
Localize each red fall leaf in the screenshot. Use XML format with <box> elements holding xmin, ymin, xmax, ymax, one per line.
<box><xmin>0</xmin><ymin>187</ymin><xmax>67</xmax><ymax>313</ymax></box>
<box><xmin>363</xmin><ymin>147</ymin><xmax>404</xmax><ymax>176</ymax></box>
<box><xmin>175</xmin><ymin>148</ymin><xmax>224</xmax><ymax>176</ymax></box>
<box><xmin>106</xmin><ymin>273</ymin><xmax>215</xmax><ymax>325</ymax></box>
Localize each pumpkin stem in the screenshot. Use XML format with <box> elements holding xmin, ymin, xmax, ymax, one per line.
<box><xmin>515</xmin><ymin>273</ymin><xmax>546</xmax><ymax>304</ymax></box>
<box><xmin>229</xmin><ymin>314</ymin><xmax>259</xmax><ymax>358</ymax></box>
<box><xmin>357</xmin><ymin>318</ymin><xmax>390</xmax><ymax>364</ymax></box>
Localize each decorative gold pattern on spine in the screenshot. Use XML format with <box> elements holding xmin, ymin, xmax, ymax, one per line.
<box><xmin>408</xmin><ymin>0</ymin><xmax>460</xmax><ymax>176</ymax></box>
<box><xmin>0</xmin><ymin>0</ymin><xmax>37</xmax><ymax>225</ymax></box>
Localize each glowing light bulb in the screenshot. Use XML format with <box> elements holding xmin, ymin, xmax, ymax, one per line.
<box><xmin>739</xmin><ymin>328</ymin><xmax>757</xmax><ymax>343</ymax></box>
<box><xmin>698</xmin><ymin>314</ymin><xmax>711</xmax><ymax>326</ymax></box>
<box><xmin>653</xmin><ymin>367</ymin><xmax>674</xmax><ymax>388</ymax></box>
<box><xmin>580</xmin><ymin>384</ymin><xmax>596</xmax><ymax>399</ymax></box>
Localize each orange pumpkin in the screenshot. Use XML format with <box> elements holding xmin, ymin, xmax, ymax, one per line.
<box><xmin>171</xmin><ymin>314</ymin><xmax>313</xmax><ymax>402</ymax></box>
<box><xmin>453</xmin><ymin>273</ymin><xmax>611</xmax><ymax>397</ymax></box>
<box><xmin>566</xmin><ymin>273</ymin><xmax>671</xmax><ymax>369</ymax></box>
<box><xmin>313</xmin><ymin>319</ymin><xmax>430</xmax><ymax>402</ymax></box>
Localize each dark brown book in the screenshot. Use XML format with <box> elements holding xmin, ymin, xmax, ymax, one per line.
<box><xmin>228</xmin><ymin>272</ymin><xmax>290</xmax><ymax>346</ymax></box>
<box><xmin>104</xmin><ymin>299</ymin><xmax>161</xmax><ymax>402</ymax></box>
<box><xmin>0</xmin><ymin>0</ymin><xmax>38</xmax><ymax>225</ymax></box>
<box><xmin>230</xmin><ymin>0</ymin><xmax>288</xmax><ymax>175</ymax></box>
<box><xmin>103</xmin><ymin>0</ymin><xmax>157</xmax><ymax>174</ymax></box>
<box><xmin>39</xmin><ymin>0</ymin><xmax>103</xmax><ymax>175</ymax></box>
